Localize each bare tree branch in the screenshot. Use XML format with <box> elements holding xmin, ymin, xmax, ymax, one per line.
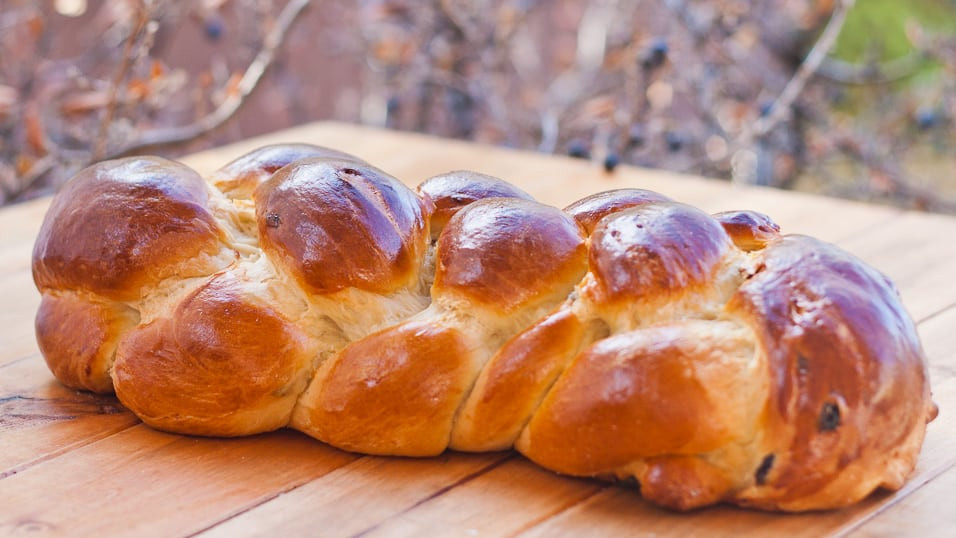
<box><xmin>724</xmin><ymin>0</ymin><xmax>855</xmax><ymax>185</ymax></box>
<box><xmin>747</xmin><ymin>0</ymin><xmax>856</xmax><ymax>140</ymax></box>
<box><xmin>838</xmin><ymin>135</ymin><xmax>956</xmax><ymax>213</ymax></box>
<box><xmin>93</xmin><ymin>1</ymin><xmax>152</xmax><ymax>160</ymax></box>
<box><xmin>1</xmin><ymin>154</ymin><xmax>56</xmax><ymax>204</ymax></box>
<box><xmin>106</xmin><ymin>0</ymin><xmax>311</xmax><ymax>158</ymax></box>
<box><xmin>537</xmin><ymin>0</ymin><xmax>621</xmax><ymax>153</ymax></box>
<box><xmin>3</xmin><ymin>0</ymin><xmax>951</xmax><ymax>215</ymax></box>
<box><xmin>816</xmin><ymin>51</ymin><xmax>926</xmax><ymax>85</ymax></box>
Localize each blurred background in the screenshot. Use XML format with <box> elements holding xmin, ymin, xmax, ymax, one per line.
<box><xmin>1</xmin><ymin>0</ymin><xmax>954</xmax><ymax>212</ymax></box>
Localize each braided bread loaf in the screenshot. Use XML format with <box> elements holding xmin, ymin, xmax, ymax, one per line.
<box><xmin>32</xmin><ymin>144</ymin><xmax>936</xmax><ymax>512</ymax></box>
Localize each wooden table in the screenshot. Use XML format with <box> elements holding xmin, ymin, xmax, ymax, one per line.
<box><xmin>2</xmin><ymin>122</ymin><xmax>954</xmax><ymax>537</ymax></box>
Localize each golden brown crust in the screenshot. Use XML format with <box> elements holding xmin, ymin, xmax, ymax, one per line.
<box><xmin>210</xmin><ymin>143</ymin><xmax>362</xmax><ymax>199</ymax></box>
<box><xmin>416</xmin><ymin>170</ymin><xmax>534</xmax><ymax>238</ymax></box>
<box><xmin>564</xmin><ymin>189</ymin><xmax>673</xmax><ymax>235</ymax></box>
<box><xmin>112</xmin><ymin>272</ymin><xmax>315</xmax><ymax>437</ymax></box>
<box><xmin>433</xmin><ymin>198</ymin><xmax>587</xmax><ymax>313</ymax></box>
<box><xmin>638</xmin><ymin>455</ymin><xmax>737</xmax><ymax>510</ymax></box>
<box><xmin>255</xmin><ymin>158</ymin><xmax>429</xmax><ymax>295</ymax></box>
<box><xmin>584</xmin><ymin>203</ymin><xmax>733</xmax><ymax>306</ymax></box>
<box><xmin>35</xmin><ymin>292</ymin><xmax>139</xmax><ymax>393</ymax></box>
<box><xmin>451</xmin><ymin>308</ymin><xmax>596</xmax><ymax>452</ymax></box>
<box><xmin>713</xmin><ymin>210</ymin><xmax>781</xmax><ymax>251</ymax></box>
<box><xmin>518</xmin><ymin>321</ymin><xmax>759</xmax><ymax>477</ymax></box>
<box><xmin>32</xmin><ymin>157</ymin><xmax>227</xmax><ymax>301</ymax></box>
<box><xmin>292</xmin><ymin>320</ymin><xmax>477</xmax><ymax>456</ymax></box>
<box><xmin>726</xmin><ymin>235</ymin><xmax>935</xmax><ymax>511</ymax></box>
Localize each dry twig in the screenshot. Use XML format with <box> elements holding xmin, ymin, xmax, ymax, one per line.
<box><xmin>725</xmin><ymin>0</ymin><xmax>855</xmax><ymax>185</ymax></box>
<box><xmin>537</xmin><ymin>0</ymin><xmax>622</xmax><ymax>153</ymax></box>
<box><xmin>745</xmin><ymin>0</ymin><xmax>856</xmax><ymax>142</ymax></box>
<box><xmin>93</xmin><ymin>1</ymin><xmax>153</xmax><ymax>160</ymax></box>
<box><xmin>837</xmin><ymin>133</ymin><xmax>956</xmax><ymax>213</ymax></box>
<box><xmin>106</xmin><ymin>0</ymin><xmax>312</xmax><ymax>158</ymax></box>
<box><xmin>816</xmin><ymin>52</ymin><xmax>926</xmax><ymax>85</ymax></box>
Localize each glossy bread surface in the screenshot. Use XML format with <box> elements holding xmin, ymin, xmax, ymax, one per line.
<box><xmin>255</xmin><ymin>158</ymin><xmax>429</xmax><ymax>295</ymax></box>
<box><xmin>31</xmin><ymin>145</ymin><xmax>935</xmax><ymax>513</ymax></box>
<box><xmin>32</xmin><ymin>157</ymin><xmax>227</xmax><ymax>301</ymax></box>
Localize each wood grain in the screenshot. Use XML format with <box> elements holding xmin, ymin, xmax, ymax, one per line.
<box><xmin>0</xmin><ymin>272</ymin><xmax>42</xmax><ymax>366</ymax></box>
<box><xmin>837</xmin><ymin>211</ymin><xmax>956</xmax><ymax>322</ymax></box>
<box><xmin>0</xmin><ymin>427</ymin><xmax>357</xmax><ymax>537</ymax></box>
<box><xmin>200</xmin><ymin>452</ymin><xmax>512</xmax><ymax>538</ymax></box>
<box><xmin>0</xmin><ymin>122</ymin><xmax>953</xmax><ymax>537</ymax></box>
<box><xmin>360</xmin><ymin>457</ymin><xmax>604</xmax><ymax>538</ymax></box>
<box><xmin>0</xmin><ymin>198</ymin><xmax>46</xmax><ymax>277</ymax></box>
<box><xmin>920</xmin><ymin>308</ymin><xmax>956</xmax><ymax>380</ymax></box>
<box><xmin>0</xmin><ymin>355</ymin><xmax>136</xmax><ymax>478</ymax></box>
<box><xmin>846</xmin><ymin>464</ymin><xmax>956</xmax><ymax>537</ymax></box>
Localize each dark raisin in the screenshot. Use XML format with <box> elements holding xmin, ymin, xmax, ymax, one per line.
<box><xmin>819</xmin><ymin>402</ymin><xmax>841</xmax><ymax>431</ymax></box>
<box><xmin>265</xmin><ymin>213</ymin><xmax>281</xmax><ymax>228</ymax></box>
<box><xmin>341</xmin><ymin>168</ymin><xmax>361</xmax><ymax>176</ymax></box>
<box><xmin>797</xmin><ymin>355</ymin><xmax>809</xmax><ymax>375</ymax></box>
<box><xmin>755</xmin><ymin>454</ymin><xmax>775</xmax><ymax>485</ymax></box>
<box><xmin>616</xmin><ymin>475</ymin><xmax>640</xmax><ymax>489</ymax></box>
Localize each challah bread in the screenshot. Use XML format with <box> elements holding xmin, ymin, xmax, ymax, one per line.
<box><xmin>209</xmin><ymin>143</ymin><xmax>362</xmax><ymax>200</ymax></box>
<box><xmin>454</xmin><ymin>199</ymin><xmax>754</xmax><ymax>455</ymax></box>
<box><xmin>32</xmin><ymin>143</ymin><xmax>936</xmax><ymax>512</ymax></box>
<box><xmin>416</xmin><ymin>170</ymin><xmax>535</xmax><ymax>238</ymax></box>
<box><xmin>725</xmin><ymin>234</ymin><xmax>933</xmax><ymax>510</ymax></box>
<box><xmin>32</xmin><ymin>157</ymin><xmax>236</xmax><ymax>393</ymax></box>
<box><xmin>712</xmin><ymin>209</ymin><xmax>782</xmax><ymax>251</ymax></box>
<box><xmin>292</xmin><ymin>197</ymin><xmax>587</xmax><ymax>456</ymax></box>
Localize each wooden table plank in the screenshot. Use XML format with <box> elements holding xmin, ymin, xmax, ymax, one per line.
<box><xmin>359</xmin><ymin>458</ymin><xmax>604</xmax><ymax>538</ymax></box>
<box><xmin>0</xmin><ymin>198</ymin><xmax>46</xmax><ymax>268</ymax></box>
<box><xmin>0</xmin><ymin>273</ymin><xmax>41</xmax><ymax>367</ymax></box>
<box><xmin>847</xmin><ymin>466</ymin><xmax>956</xmax><ymax>537</ymax></box>
<box><xmin>0</xmin><ymin>427</ymin><xmax>358</xmax><ymax>537</ymax></box>
<box><xmin>920</xmin><ymin>307</ymin><xmax>956</xmax><ymax>380</ymax></box>
<box><xmin>837</xmin><ymin>211</ymin><xmax>956</xmax><ymax>322</ymax></box>
<box><xmin>0</xmin><ymin>122</ymin><xmax>953</xmax><ymax>537</ymax></box>
<box><xmin>199</xmin><ymin>452</ymin><xmax>511</xmax><ymax>538</ymax></box>
<box><xmin>0</xmin><ymin>355</ymin><xmax>136</xmax><ymax>478</ymax></box>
